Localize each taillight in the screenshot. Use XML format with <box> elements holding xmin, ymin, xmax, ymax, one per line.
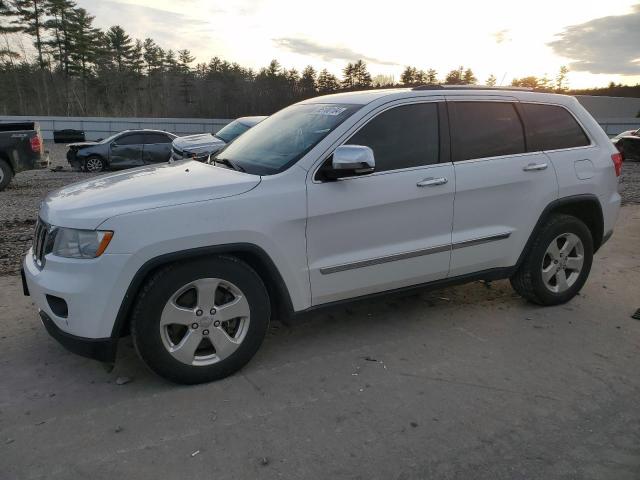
<box><xmin>611</xmin><ymin>152</ymin><xmax>623</xmax><ymax>177</ymax></box>
<box><xmin>30</xmin><ymin>135</ymin><xmax>42</xmax><ymax>154</ymax></box>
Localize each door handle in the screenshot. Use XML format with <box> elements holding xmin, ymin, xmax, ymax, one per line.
<box><xmin>417</xmin><ymin>177</ymin><xmax>448</xmax><ymax>187</ymax></box>
<box><xmin>523</xmin><ymin>162</ymin><xmax>548</xmax><ymax>171</ymax></box>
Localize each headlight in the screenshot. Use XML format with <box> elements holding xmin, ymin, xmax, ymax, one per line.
<box><xmin>50</xmin><ymin>228</ymin><xmax>114</xmax><ymax>259</ymax></box>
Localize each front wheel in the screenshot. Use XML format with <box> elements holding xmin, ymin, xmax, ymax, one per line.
<box><xmin>511</xmin><ymin>214</ymin><xmax>593</xmax><ymax>306</ymax></box>
<box><xmin>131</xmin><ymin>256</ymin><xmax>270</xmax><ymax>384</ymax></box>
<box><xmin>84</xmin><ymin>156</ymin><xmax>105</xmax><ymax>172</ymax></box>
<box><xmin>0</xmin><ymin>159</ymin><xmax>13</xmax><ymax>191</ymax></box>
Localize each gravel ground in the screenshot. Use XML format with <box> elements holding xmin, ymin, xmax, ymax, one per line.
<box><xmin>0</xmin><ymin>142</ymin><xmax>639</xmax><ymax>275</ymax></box>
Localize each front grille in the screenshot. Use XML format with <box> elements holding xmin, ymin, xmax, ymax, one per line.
<box><xmin>33</xmin><ymin>218</ymin><xmax>52</xmax><ymax>268</ymax></box>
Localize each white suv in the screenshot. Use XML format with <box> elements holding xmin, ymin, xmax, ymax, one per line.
<box><xmin>23</xmin><ymin>87</ymin><xmax>623</xmax><ymax>384</ymax></box>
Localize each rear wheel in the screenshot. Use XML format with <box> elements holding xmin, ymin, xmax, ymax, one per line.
<box><xmin>131</xmin><ymin>256</ymin><xmax>270</xmax><ymax>384</ymax></box>
<box><xmin>84</xmin><ymin>156</ymin><xmax>105</xmax><ymax>172</ymax></box>
<box><xmin>0</xmin><ymin>159</ymin><xmax>13</xmax><ymax>191</ymax></box>
<box><xmin>510</xmin><ymin>214</ymin><xmax>593</xmax><ymax>305</ymax></box>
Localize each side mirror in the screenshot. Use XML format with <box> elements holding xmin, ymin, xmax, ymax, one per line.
<box><xmin>332</xmin><ymin>145</ymin><xmax>375</xmax><ymax>175</ymax></box>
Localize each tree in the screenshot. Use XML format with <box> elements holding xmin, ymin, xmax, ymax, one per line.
<box><xmin>13</xmin><ymin>0</ymin><xmax>47</xmax><ymax>68</ymax></box>
<box><xmin>462</xmin><ymin>68</ymin><xmax>477</xmax><ymax>85</ymax></box>
<box><xmin>299</xmin><ymin>65</ymin><xmax>316</xmax><ymax>97</ymax></box>
<box><xmin>44</xmin><ymin>0</ymin><xmax>76</xmax><ymax>74</ymax></box>
<box><xmin>486</xmin><ymin>74</ymin><xmax>497</xmax><ymax>87</ymax></box>
<box><xmin>177</xmin><ymin>49</ymin><xmax>194</xmax><ymax>73</ymax></box>
<box><xmin>400</xmin><ymin>66</ymin><xmax>416</xmax><ymax>85</ymax></box>
<box><xmin>555</xmin><ymin>65</ymin><xmax>569</xmax><ymax>92</ymax></box>
<box><xmin>341</xmin><ymin>62</ymin><xmax>355</xmax><ymax>89</ymax></box>
<box><xmin>352</xmin><ymin>59</ymin><xmax>371</xmax><ymax>88</ymax></box>
<box><xmin>445</xmin><ymin>66</ymin><xmax>464</xmax><ymax>85</ymax></box>
<box><xmin>426</xmin><ymin>68</ymin><xmax>438</xmax><ymax>84</ymax></box>
<box><xmin>0</xmin><ymin>0</ymin><xmax>20</xmax><ymax>61</ymax></box>
<box><xmin>511</xmin><ymin>76</ymin><xmax>541</xmax><ymax>89</ymax></box>
<box><xmin>317</xmin><ymin>69</ymin><xmax>339</xmax><ymax>94</ymax></box>
<box><xmin>105</xmin><ymin>25</ymin><xmax>134</xmax><ymax>72</ymax></box>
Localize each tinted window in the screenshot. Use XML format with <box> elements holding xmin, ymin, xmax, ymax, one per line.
<box><xmin>346</xmin><ymin>103</ymin><xmax>439</xmax><ymax>171</ymax></box>
<box><xmin>522</xmin><ymin>103</ymin><xmax>590</xmax><ymax>151</ymax></box>
<box><xmin>144</xmin><ymin>133</ymin><xmax>172</xmax><ymax>144</ymax></box>
<box><xmin>450</xmin><ymin>102</ymin><xmax>525</xmax><ymax>161</ymax></box>
<box><xmin>115</xmin><ymin>133</ymin><xmax>144</xmax><ymax>145</ymax></box>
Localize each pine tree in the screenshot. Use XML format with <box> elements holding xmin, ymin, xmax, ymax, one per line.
<box><xmin>317</xmin><ymin>69</ymin><xmax>339</xmax><ymax>94</ymax></box>
<box><xmin>0</xmin><ymin>0</ymin><xmax>20</xmax><ymax>61</ymax></box>
<box><xmin>341</xmin><ymin>62</ymin><xmax>354</xmax><ymax>89</ymax></box>
<box><xmin>177</xmin><ymin>48</ymin><xmax>194</xmax><ymax>73</ymax></box>
<box><xmin>352</xmin><ymin>60</ymin><xmax>371</xmax><ymax>88</ymax></box>
<box><xmin>445</xmin><ymin>66</ymin><xmax>464</xmax><ymax>85</ymax></box>
<box><xmin>299</xmin><ymin>65</ymin><xmax>316</xmax><ymax>97</ymax></box>
<box><xmin>44</xmin><ymin>0</ymin><xmax>76</xmax><ymax>74</ymax></box>
<box><xmin>13</xmin><ymin>0</ymin><xmax>47</xmax><ymax>68</ymax></box>
<box><xmin>555</xmin><ymin>65</ymin><xmax>569</xmax><ymax>92</ymax></box>
<box><xmin>105</xmin><ymin>25</ymin><xmax>134</xmax><ymax>72</ymax></box>
<box><xmin>400</xmin><ymin>66</ymin><xmax>416</xmax><ymax>85</ymax></box>
<box><xmin>486</xmin><ymin>74</ymin><xmax>497</xmax><ymax>87</ymax></box>
<box><xmin>426</xmin><ymin>69</ymin><xmax>438</xmax><ymax>84</ymax></box>
<box><xmin>462</xmin><ymin>68</ymin><xmax>477</xmax><ymax>85</ymax></box>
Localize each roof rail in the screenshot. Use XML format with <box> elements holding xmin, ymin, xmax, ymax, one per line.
<box><xmin>412</xmin><ymin>84</ymin><xmax>534</xmax><ymax>92</ymax></box>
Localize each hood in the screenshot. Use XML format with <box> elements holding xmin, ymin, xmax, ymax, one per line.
<box><xmin>68</xmin><ymin>141</ymin><xmax>99</xmax><ymax>148</ymax></box>
<box><xmin>173</xmin><ymin>134</ymin><xmax>226</xmax><ymax>154</ymax></box>
<box><xmin>40</xmin><ymin>160</ymin><xmax>261</xmax><ymax>229</ymax></box>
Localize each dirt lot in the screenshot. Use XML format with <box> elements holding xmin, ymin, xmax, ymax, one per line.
<box><xmin>0</xmin><ymin>204</ymin><xmax>638</xmax><ymax>479</ymax></box>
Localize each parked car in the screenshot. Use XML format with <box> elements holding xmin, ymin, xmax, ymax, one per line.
<box><xmin>24</xmin><ymin>87</ymin><xmax>622</xmax><ymax>384</ymax></box>
<box><xmin>612</xmin><ymin>127</ymin><xmax>640</xmax><ymax>161</ymax></box>
<box><xmin>0</xmin><ymin>122</ymin><xmax>46</xmax><ymax>191</ymax></box>
<box><xmin>67</xmin><ymin>129</ymin><xmax>177</xmax><ymax>172</ymax></box>
<box><xmin>171</xmin><ymin>116</ymin><xmax>266</xmax><ymax>161</ymax></box>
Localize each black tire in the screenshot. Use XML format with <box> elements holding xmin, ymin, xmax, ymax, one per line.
<box><xmin>84</xmin><ymin>155</ymin><xmax>105</xmax><ymax>172</ymax></box>
<box><xmin>131</xmin><ymin>255</ymin><xmax>270</xmax><ymax>384</ymax></box>
<box><xmin>0</xmin><ymin>158</ymin><xmax>13</xmax><ymax>191</ymax></box>
<box><xmin>510</xmin><ymin>214</ymin><xmax>593</xmax><ymax>306</ymax></box>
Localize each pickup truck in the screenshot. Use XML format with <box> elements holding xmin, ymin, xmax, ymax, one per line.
<box><xmin>0</xmin><ymin>122</ymin><xmax>46</xmax><ymax>191</ymax></box>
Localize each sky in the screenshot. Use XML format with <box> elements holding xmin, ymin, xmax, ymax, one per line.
<box><xmin>77</xmin><ymin>0</ymin><xmax>640</xmax><ymax>88</ymax></box>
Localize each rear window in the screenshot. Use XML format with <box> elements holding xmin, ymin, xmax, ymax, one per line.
<box><xmin>522</xmin><ymin>103</ymin><xmax>590</xmax><ymax>151</ymax></box>
<box><xmin>450</xmin><ymin>102</ymin><xmax>526</xmax><ymax>162</ymax></box>
<box><xmin>144</xmin><ymin>133</ymin><xmax>172</xmax><ymax>144</ymax></box>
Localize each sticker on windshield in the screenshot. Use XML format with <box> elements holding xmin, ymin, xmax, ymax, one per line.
<box><xmin>313</xmin><ymin>106</ymin><xmax>347</xmax><ymax>116</ymax></box>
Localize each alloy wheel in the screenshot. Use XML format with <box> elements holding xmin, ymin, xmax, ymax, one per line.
<box><xmin>159</xmin><ymin>278</ymin><xmax>250</xmax><ymax>366</ymax></box>
<box><xmin>541</xmin><ymin>233</ymin><xmax>584</xmax><ymax>293</ymax></box>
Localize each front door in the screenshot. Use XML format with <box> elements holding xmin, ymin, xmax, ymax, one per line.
<box><xmin>109</xmin><ymin>132</ymin><xmax>144</xmax><ymax>168</ymax></box>
<box><xmin>306</xmin><ymin>101</ymin><xmax>455</xmax><ymax>305</ymax></box>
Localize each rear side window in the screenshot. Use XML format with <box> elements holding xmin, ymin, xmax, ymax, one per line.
<box><xmin>144</xmin><ymin>133</ymin><xmax>172</xmax><ymax>144</ymax></box>
<box><xmin>522</xmin><ymin>103</ymin><xmax>590</xmax><ymax>151</ymax></box>
<box><xmin>450</xmin><ymin>102</ymin><xmax>525</xmax><ymax>161</ymax></box>
<box><xmin>116</xmin><ymin>133</ymin><xmax>144</xmax><ymax>145</ymax></box>
<box><xmin>346</xmin><ymin>103</ymin><xmax>439</xmax><ymax>171</ymax></box>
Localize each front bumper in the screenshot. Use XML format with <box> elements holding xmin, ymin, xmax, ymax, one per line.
<box><xmin>23</xmin><ymin>248</ymin><xmax>133</xmax><ymax>360</ymax></box>
<box><xmin>40</xmin><ymin>310</ymin><xmax>117</xmax><ymax>362</ymax></box>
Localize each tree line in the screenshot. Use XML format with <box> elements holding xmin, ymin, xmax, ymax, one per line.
<box><xmin>1</xmin><ymin>0</ymin><xmax>639</xmax><ymax>118</ymax></box>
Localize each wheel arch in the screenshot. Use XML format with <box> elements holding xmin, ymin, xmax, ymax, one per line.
<box><xmin>111</xmin><ymin>243</ymin><xmax>294</xmax><ymax>339</ymax></box>
<box><xmin>0</xmin><ymin>151</ymin><xmax>15</xmax><ymax>173</ymax></box>
<box><xmin>517</xmin><ymin>194</ymin><xmax>604</xmax><ymax>268</ymax></box>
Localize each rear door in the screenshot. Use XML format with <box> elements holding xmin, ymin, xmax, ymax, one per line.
<box><xmin>109</xmin><ymin>133</ymin><xmax>144</xmax><ymax>168</ymax></box>
<box><xmin>142</xmin><ymin>132</ymin><xmax>174</xmax><ymax>164</ymax></box>
<box><xmin>447</xmin><ymin>97</ymin><xmax>558</xmax><ymax>276</ymax></box>
<box><xmin>306</xmin><ymin>100</ymin><xmax>455</xmax><ymax>305</ymax></box>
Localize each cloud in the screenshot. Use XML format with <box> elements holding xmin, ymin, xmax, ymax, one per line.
<box><xmin>273</xmin><ymin>37</ymin><xmax>398</xmax><ymax>66</ymax></box>
<box><xmin>548</xmin><ymin>4</ymin><xmax>640</xmax><ymax>75</ymax></box>
<box><xmin>492</xmin><ymin>29</ymin><xmax>511</xmax><ymax>44</ymax></box>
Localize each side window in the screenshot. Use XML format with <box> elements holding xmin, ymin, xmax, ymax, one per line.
<box><xmin>522</xmin><ymin>103</ymin><xmax>590</xmax><ymax>151</ymax></box>
<box><xmin>144</xmin><ymin>133</ymin><xmax>172</xmax><ymax>144</ymax></box>
<box><xmin>116</xmin><ymin>133</ymin><xmax>144</xmax><ymax>145</ymax></box>
<box><xmin>450</xmin><ymin>102</ymin><xmax>526</xmax><ymax>161</ymax></box>
<box><xmin>345</xmin><ymin>103</ymin><xmax>439</xmax><ymax>171</ymax></box>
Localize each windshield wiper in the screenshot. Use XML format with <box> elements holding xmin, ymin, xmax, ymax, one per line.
<box><xmin>214</xmin><ymin>157</ymin><xmax>245</xmax><ymax>172</ymax></box>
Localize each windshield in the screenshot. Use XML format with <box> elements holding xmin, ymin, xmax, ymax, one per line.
<box><xmin>215</xmin><ymin>103</ymin><xmax>361</xmax><ymax>175</ymax></box>
<box><xmin>214</xmin><ymin>120</ymin><xmax>251</xmax><ymax>143</ymax></box>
